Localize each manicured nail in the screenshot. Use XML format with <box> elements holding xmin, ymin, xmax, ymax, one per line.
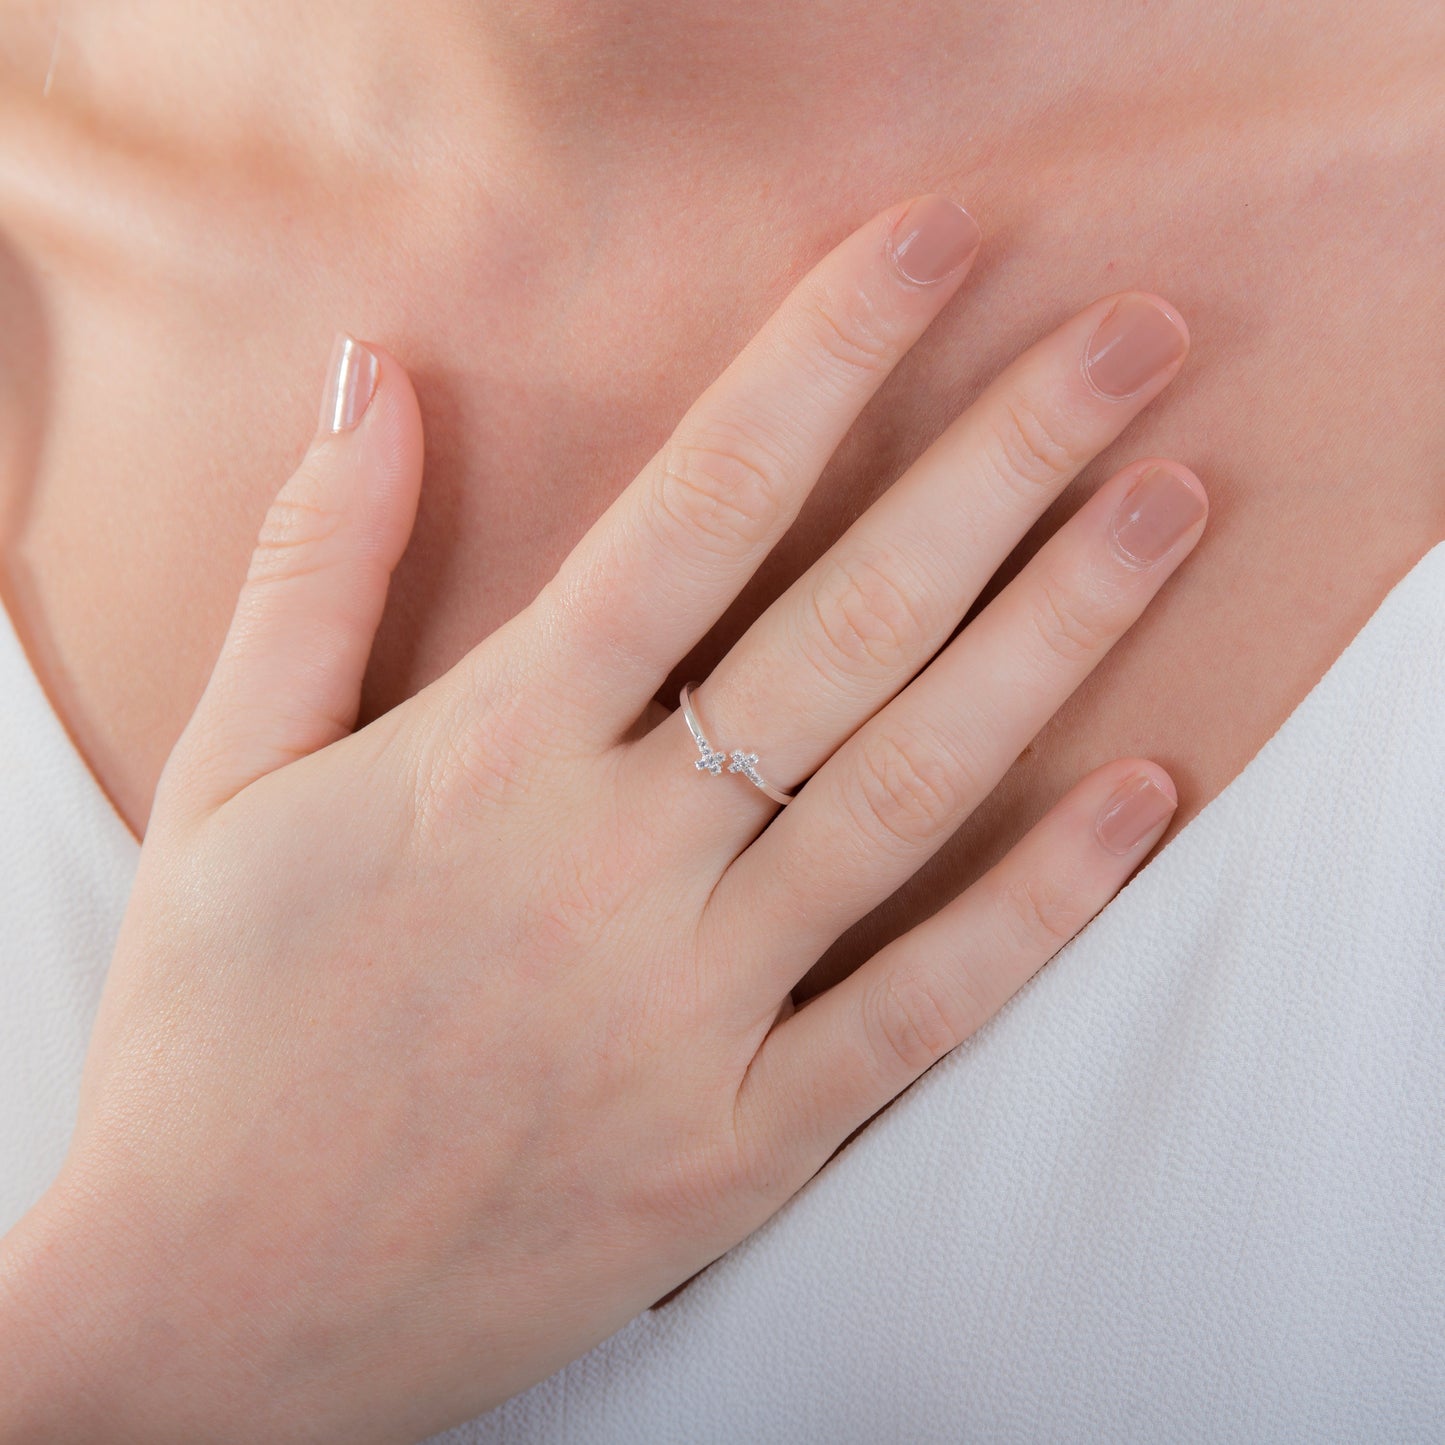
<box><xmin>1110</xmin><ymin>466</ymin><xmax>1207</xmax><ymax>568</ymax></box>
<box><xmin>1082</xmin><ymin>296</ymin><xmax>1188</xmax><ymax>399</ymax></box>
<box><xmin>319</xmin><ymin>332</ymin><xmax>379</xmax><ymax>434</ymax></box>
<box><xmin>1095</xmin><ymin>772</ymin><xmax>1177</xmax><ymax>855</ymax></box>
<box><xmin>887</xmin><ymin>195</ymin><xmax>982</xmax><ymax>286</ymax></box>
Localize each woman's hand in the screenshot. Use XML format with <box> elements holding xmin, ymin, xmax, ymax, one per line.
<box><xmin>0</xmin><ymin>194</ymin><xmax>1203</xmax><ymax>1444</ymax></box>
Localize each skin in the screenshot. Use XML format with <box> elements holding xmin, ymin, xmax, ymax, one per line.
<box><xmin>0</xmin><ymin>1</ymin><xmax>1436</xmax><ymax>1433</ymax></box>
<box><xmin>0</xmin><ymin>202</ymin><xmax>1203</xmax><ymax>1443</ymax></box>
<box><xmin>0</xmin><ymin>2</ymin><xmax>1442</xmax><ymax>1009</ymax></box>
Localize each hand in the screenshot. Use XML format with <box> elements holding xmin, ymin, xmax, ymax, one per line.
<box><xmin>0</xmin><ymin>194</ymin><xmax>1203</xmax><ymax>1444</ymax></box>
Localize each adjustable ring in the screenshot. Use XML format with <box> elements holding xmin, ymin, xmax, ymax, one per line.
<box><xmin>679</xmin><ymin>681</ymin><xmax>797</xmax><ymax>806</ymax></box>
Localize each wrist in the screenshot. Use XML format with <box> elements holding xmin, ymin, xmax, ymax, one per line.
<box><xmin>0</xmin><ymin>1168</ymin><xmax>319</xmax><ymax>1445</ymax></box>
<box><xmin>0</xmin><ymin>1173</ymin><xmax>197</xmax><ymax>1445</ymax></box>
<box><xmin>0</xmin><ymin>1185</ymin><xmax>122</xmax><ymax>1443</ymax></box>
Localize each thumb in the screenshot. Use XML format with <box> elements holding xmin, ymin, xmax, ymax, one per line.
<box><xmin>161</xmin><ymin>331</ymin><xmax>424</xmax><ymax>820</ymax></box>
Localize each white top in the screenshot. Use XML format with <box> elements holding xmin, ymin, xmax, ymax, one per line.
<box><xmin>3</xmin><ymin>545</ymin><xmax>1444</xmax><ymax>1443</ymax></box>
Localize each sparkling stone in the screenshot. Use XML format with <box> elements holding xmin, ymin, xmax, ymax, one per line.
<box><xmin>695</xmin><ymin>739</ymin><xmax>726</xmax><ymax>774</ymax></box>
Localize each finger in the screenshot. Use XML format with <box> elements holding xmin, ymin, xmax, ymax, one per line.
<box><xmin>710</xmin><ymin>458</ymin><xmax>1206</xmax><ymax>983</ymax></box>
<box><xmin>526</xmin><ymin>194</ymin><xmax>983</xmax><ymax>739</ymax></box>
<box><xmin>637</xmin><ymin>291</ymin><xmax>1189</xmax><ymax>848</ymax></box>
<box><xmin>732</xmin><ymin>757</ymin><xmax>1178</xmax><ymax>1181</ymax></box>
<box><xmin>159</xmin><ymin>333</ymin><xmax>425</xmax><ymax>821</ymax></box>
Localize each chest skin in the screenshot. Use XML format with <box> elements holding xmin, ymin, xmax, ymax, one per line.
<box><xmin>0</xmin><ymin>48</ymin><xmax>1441</xmax><ymax>1005</ymax></box>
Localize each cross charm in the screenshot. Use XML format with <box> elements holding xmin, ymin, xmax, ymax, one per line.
<box><xmin>694</xmin><ymin>737</ymin><xmax>727</xmax><ymax>775</ymax></box>
<box><xmin>728</xmin><ymin>749</ymin><xmax>765</xmax><ymax>789</ymax></box>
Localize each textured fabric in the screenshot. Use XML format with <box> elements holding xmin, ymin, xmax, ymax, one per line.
<box><xmin>446</xmin><ymin>542</ymin><xmax>1445</xmax><ymax>1445</ymax></box>
<box><xmin>0</xmin><ymin>601</ymin><xmax>138</xmax><ymax>1229</ymax></box>
<box><xmin>2</xmin><ymin>544</ymin><xmax>1443</xmax><ymax>1442</ymax></box>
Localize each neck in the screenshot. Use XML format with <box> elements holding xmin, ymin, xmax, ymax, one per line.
<box><xmin>20</xmin><ymin>0</ymin><xmax>1404</xmax><ymax>195</ymax></box>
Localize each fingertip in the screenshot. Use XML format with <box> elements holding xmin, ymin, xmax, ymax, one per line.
<box><xmin>1094</xmin><ymin>759</ymin><xmax>1178</xmax><ymax>856</ymax></box>
<box><xmin>318</xmin><ymin>331</ymin><xmax>380</xmax><ymax>436</ymax></box>
<box><xmin>1129</xmin><ymin>757</ymin><xmax>1178</xmax><ymax>807</ymax></box>
<box><xmin>1121</xmin><ymin>456</ymin><xmax>1206</xmax><ymax>501</ymax></box>
<box><xmin>313</xmin><ymin>335</ymin><xmax>426</xmax><ymax>571</ymax></box>
<box><xmin>1095</xmin><ymin>755</ymin><xmax>1178</xmax><ymax>806</ymax></box>
<box><xmin>884</xmin><ymin>193</ymin><xmax>984</xmax><ymax>288</ymax></box>
<box><xmin>1124</xmin><ymin>291</ymin><xmax>1191</xmax><ymax>352</ymax></box>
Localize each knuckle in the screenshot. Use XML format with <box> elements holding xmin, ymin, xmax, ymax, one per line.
<box><xmin>863</xmin><ymin>968</ymin><xmax>962</xmax><ymax>1079</ymax></box>
<box><xmin>808</xmin><ymin>548</ymin><xmax>935</xmax><ymax>681</ymax></box>
<box><xmin>848</xmin><ymin>722</ymin><xmax>969</xmax><ymax>855</ymax></box>
<box><xmin>727</xmin><ymin>1101</ymin><xmax>796</xmax><ymax>1213</ymax></box>
<box><xmin>149</xmin><ymin>726</ymin><xmax>223</xmax><ymax>827</ymax></box>
<box><xmin>985</xmin><ymin>391</ymin><xmax>1083</xmax><ymax>502</ymax></box>
<box><xmin>652</xmin><ymin>422</ymin><xmax>795</xmax><ymax>555</ymax></box>
<box><xmin>997</xmin><ymin>869</ymin><xmax>1083</xmax><ymax>957</ymax></box>
<box><xmin>533</xmin><ymin>561</ymin><xmax>651</xmax><ymax>688</ymax></box>
<box><xmin>1026</xmin><ymin>574</ymin><xmax>1115</xmax><ymax>668</ymax></box>
<box><xmin>247</xmin><ymin>474</ymin><xmax>345</xmax><ymax>584</ymax></box>
<box><xmin>405</xmin><ymin>673</ymin><xmax>537</xmax><ymax>840</ymax></box>
<box><xmin>797</xmin><ymin>274</ymin><xmax>897</xmax><ymax>385</ymax></box>
<box><xmin>529</xmin><ymin>828</ymin><xmax>631</xmax><ymax>955</ymax></box>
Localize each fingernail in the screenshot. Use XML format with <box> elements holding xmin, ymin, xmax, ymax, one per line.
<box><xmin>887</xmin><ymin>195</ymin><xmax>982</xmax><ymax>286</ymax></box>
<box><xmin>319</xmin><ymin>332</ymin><xmax>379</xmax><ymax>434</ymax></box>
<box><xmin>1082</xmin><ymin>296</ymin><xmax>1188</xmax><ymax>399</ymax></box>
<box><xmin>1095</xmin><ymin>773</ymin><xmax>1177</xmax><ymax>855</ymax></box>
<box><xmin>1110</xmin><ymin>466</ymin><xmax>1207</xmax><ymax>568</ymax></box>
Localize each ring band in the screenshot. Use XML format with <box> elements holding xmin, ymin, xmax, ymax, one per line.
<box><xmin>679</xmin><ymin>681</ymin><xmax>797</xmax><ymax>806</ymax></box>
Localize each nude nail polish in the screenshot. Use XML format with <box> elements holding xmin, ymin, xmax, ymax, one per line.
<box><xmin>1095</xmin><ymin>773</ymin><xmax>1177</xmax><ymax>855</ymax></box>
<box><xmin>1082</xmin><ymin>297</ymin><xmax>1188</xmax><ymax>399</ymax></box>
<box><xmin>319</xmin><ymin>332</ymin><xmax>379</xmax><ymax>434</ymax></box>
<box><xmin>1110</xmin><ymin>466</ymin><xmax>1207</xmax><ymax>568</ymax></box>
<box><xmin>887</xmin><ymin>195</ymin><xmax>982</xmax><ymax>286</ymax></box>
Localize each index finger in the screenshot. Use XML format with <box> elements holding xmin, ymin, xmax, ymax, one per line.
<box><xmin>528</xmin><ymin>194</ymin><xmax>983</xmax><ymax>740</ymax></box>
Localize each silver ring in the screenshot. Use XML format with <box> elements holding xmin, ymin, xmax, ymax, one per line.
<box><xmin>679</xmin><ymin>681</ymin><xmax>797</xmax><ymax>806</ymax></box>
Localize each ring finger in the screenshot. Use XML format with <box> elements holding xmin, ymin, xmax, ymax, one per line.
<box><xmin>709</xmin><ymin>453</ymin><xmax>1207</xmax><ymax>983</ymax></box>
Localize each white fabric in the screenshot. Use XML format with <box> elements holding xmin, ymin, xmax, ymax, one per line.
<box><xmin>2</xmin><ymin>543</ymin><xmax>1443</xmax><ymax>1442</ymax></box>
<box><xmin>0</xmin><ymin>600</ymin><xmax>139</xmax><ymax>1229</ymax></box>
